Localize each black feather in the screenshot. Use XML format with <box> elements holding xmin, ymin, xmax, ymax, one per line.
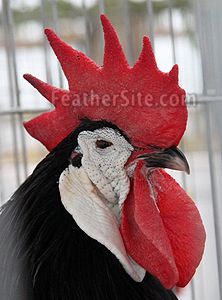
<box><xmin>0</xmin><ymin>119</ymin><xmax>178</xmax><ymax>300</ymax></box>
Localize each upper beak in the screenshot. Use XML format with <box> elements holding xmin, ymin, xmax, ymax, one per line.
<box><xmin>138</xmin><ymin>146</ymin><xmax>190</xmax><ymax>174</ymax></box>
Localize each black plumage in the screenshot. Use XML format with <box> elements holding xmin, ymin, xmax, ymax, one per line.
<box><xmin>0</xmin><ymin>119</ymin><xmax>178</xmax><ymax>300</ymax></box>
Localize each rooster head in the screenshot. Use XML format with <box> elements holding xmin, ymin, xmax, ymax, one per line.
<box><xmin>23</xmin><ymin>15</ymin><xmax>206</xmax><ymax>290</ymax></box>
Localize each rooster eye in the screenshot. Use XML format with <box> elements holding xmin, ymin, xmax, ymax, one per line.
<box><xmin>96</xmin><ymin>140</ymin><xmax>113</xmax><ymax>149</ymax></box>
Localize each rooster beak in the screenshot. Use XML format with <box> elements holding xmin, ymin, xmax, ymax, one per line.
<box><xmin>138</xmin><ymin>146</ymin><xmax>190</xmax><ymax>174</ymax></box>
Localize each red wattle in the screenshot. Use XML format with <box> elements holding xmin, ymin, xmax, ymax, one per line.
<box><xmin>120</xmin><ymin>163</ymin><xmax>206</xmax><ymax>289</ymax></box>
<box><xmin>149</xmin><ymin>169</ymin><xmax>206</xmax><ymax>287</ymax></box>
<box><xmin>120</xmin><ymin>163</ymin><xmax>179</xmax><ymax>289</ymax></box>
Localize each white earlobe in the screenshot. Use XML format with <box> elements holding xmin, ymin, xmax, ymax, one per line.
<box><xmin>59</xmin><ymin>165</ymin><xmax>145</xmax><ymax>282</ymax></box>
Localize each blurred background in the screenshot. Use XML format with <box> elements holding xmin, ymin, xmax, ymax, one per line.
<box><xmin>0</xmin><ymin>0</ymin><xmax>222</xmax><ymax>299</ymax></box>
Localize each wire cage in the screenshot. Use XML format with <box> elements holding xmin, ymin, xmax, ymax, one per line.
<box><xmin>0</xmin><ymin>0</ymin><xmax>222</xmax><ymax>299</ymax></box>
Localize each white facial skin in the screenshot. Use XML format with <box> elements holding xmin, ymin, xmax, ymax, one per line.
<box><xmin>77</xmin><ymin>128</ymin><xmax>134</xmax><ymax>210</ymax></box>
<box><xmin>59</xmin><ymin>127</ymin><xmax>146</xmax><ymax>282</ymax></box>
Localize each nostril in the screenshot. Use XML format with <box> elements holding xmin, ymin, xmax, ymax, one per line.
<box><xmin>134</xmin><ymin>146</ymin><xmax>146</xmax><ymax>151</ymax></box>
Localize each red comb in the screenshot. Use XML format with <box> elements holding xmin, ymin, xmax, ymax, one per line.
<box><xmin>24</xmin><ymin>15</ymin><xmax>187</xmax><ymax>151</ymax></box>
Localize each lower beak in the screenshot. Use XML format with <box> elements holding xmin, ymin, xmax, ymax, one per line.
<box><xmin>138</xmin><ymin>146</ymin><xmax>190</xmax><ymax>174</ymax></box>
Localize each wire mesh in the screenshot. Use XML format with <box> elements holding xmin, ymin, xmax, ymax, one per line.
<box><xmin>0</xmin><ymin>1</ymin><xmax>222</xmax><ymax>299</ymax></box>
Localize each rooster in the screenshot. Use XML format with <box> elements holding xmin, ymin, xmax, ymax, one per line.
<box><xmin>0</xmin><ymin>15</ymin><xmax>205</xmax><ymax>300</ymax></box>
